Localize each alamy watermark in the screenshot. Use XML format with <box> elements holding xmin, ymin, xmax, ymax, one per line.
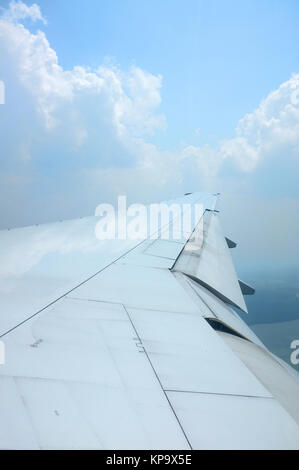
<box><xmin>290</xmin><ymin>340</ymin><xmax>299</xmax><ymax>366</ymax></box>
<box><xmin>94</xmin><ymin>196</ymin><xmax>204</xmax><ymax>241</ymax></box>
<box><xmin>0</xmin><ymin>80</ymin><xmax>5</xmax><ymax>105</ymax></box>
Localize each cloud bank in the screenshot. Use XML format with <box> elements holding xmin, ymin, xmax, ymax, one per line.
<box><xmin>0</xmin><ymin>1</ymin><xmax>298</xmax><ymax>267</ymax></box>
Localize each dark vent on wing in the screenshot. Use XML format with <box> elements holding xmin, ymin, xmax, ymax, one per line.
<box><xmin>205</xmin><ymin>318</ymin><xmax>249</xmax><ymax>341</ymax></box>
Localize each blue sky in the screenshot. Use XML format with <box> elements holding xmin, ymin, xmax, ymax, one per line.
<box><xmin>0</xmin><ymin>0</ymin><xmax>299</xmax><ymax>268</ymax></box>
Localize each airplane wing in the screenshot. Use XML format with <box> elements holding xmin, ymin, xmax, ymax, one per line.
<box><xmin>0</xmin><ymin>192</ymin><xmax>298</xmax><ymax>450</ymax></box>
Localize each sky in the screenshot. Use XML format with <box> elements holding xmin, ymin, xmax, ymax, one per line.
<box><xmin>0</xmin><ymin>0</ymin><xmax>299</xmax><ymax>270</ymax></box>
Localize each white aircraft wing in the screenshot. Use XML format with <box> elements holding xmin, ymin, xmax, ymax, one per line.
<box><xmin>0</xmin><ymin>192</ymin><xmax>298</xmax><ymax>450</ymax></box>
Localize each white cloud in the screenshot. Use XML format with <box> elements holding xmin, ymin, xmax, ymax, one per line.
<box><xmin>230</xmin><ymin>74</ymin><xmax>299</xmax><ymax>167</ymax></box>
<box><xmin>220</xmin><ymin>137</ymin><xmax>259</xmax><ymax>172</ymax></box>
<box><xmin>0</xmin><ymin>6</ymin><xmax>165</xmax><ymax>137</ymax></box>
<box><xmin>1</xmin><ymin>0</ymin><xmax>46</xmax><ymax>24</ymax></box>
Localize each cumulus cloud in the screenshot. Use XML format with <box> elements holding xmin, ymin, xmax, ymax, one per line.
<box><xmin>223</xmin><ymin>75</ymin><xmax>299</xmax><ymax>171</ymax></box>
<box><xmin>0</xmin><ymin>10</ymin><xmax>164</xmax><ymax>134</ymax></box>
<box><xmin>191</xmin><ymin>73</ymin><xmax>299</xmax><ymax>176</ymax></box>
<box><xmin>0</xmin><ymin>1</ymin><xmax>168</xmax><ymax>226</ymax></box>
<box><xmin>0</xmin><ymin>1</ymin><xmax>298</xmax><ymax>233</ymax></box>
<box><xmin>1</xmin><ymin>0</ymin><xmax>46</xmax><ymax>24</ymax></box>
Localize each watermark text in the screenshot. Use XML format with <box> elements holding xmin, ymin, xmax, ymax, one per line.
<box><xmin>290</xmin><ymin>340</ymin><xmax>299</xmax><ymax>365</ymax></box>
<box><xmin>94</xmin><ymin>196</ymin><xmax>203</xmax><ymax>241</ymax></box>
